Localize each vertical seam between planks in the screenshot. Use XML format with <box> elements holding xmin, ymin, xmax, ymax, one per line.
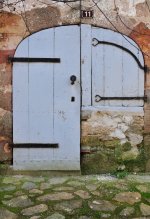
<box><xmin>53</xmin><ymin>28</ymin><xmax>55</xmax><ymax>147</ymax></box>
<box><xmin>80</xmin><ymin>0</ymin><xmax>82</xmax><ymax>162</ymax></box>
<box><xmin>91</xmin><ymin>26</ymin><xmax>92</xmax><ymax>106</ymax></box>
<box><xmin>103</xmin><ymin>31</ymin><xmax>105</xmax><ymax>106</ymax></box>
<box><xmin>28</xmin><ymin>37</ymin><xmax>30</xmax><ymax>143</ymax></box>
<box><xmin>121</xmin><ymin>36</ymin><xmax>123</xmax><ymax>107</ymax></box>
<box><xmin>138</xmin><ymin>50</ymin><xmax>140</xmax><ymax>103</ymax></box>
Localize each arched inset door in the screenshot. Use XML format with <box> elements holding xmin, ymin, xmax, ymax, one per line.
<box><xmin>81</xmin><ymin>25</ymin><xmax>145</xmax><ymax>107</ymax></box>
<box><xmin>13</xmin><ymin>26</ymin><xmax>80</xmax><ymax>170</ymax></box>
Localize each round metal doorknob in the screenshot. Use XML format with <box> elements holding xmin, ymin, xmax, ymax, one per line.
<box><xmin>70</xmin><ymin>75</ymin><xmax>77</xmax><ymax>85</ymax></box>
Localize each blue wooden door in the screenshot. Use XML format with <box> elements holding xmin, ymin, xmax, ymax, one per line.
<box><xmin>13</xmin><ymin>26</ymin><xmax>80</xmax><ymax>170</ymax></box>
<box><xmin>81</xmin><ymin>25</ymin><xmax>144</xmax><ymax>107</ymax></box>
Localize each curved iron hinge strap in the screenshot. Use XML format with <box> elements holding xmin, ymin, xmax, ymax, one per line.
<box><xmin>92</xmin><ymin>38</ymin><xmax>147</xmax><ymax>71</ymax></box>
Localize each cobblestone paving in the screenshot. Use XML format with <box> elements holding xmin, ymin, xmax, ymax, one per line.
<box><xmin>1</xmin><ymin>174</ymin><xmax>150</xmax><ymax>218</ymax></box>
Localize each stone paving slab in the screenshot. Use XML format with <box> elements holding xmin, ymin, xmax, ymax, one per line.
<box><xmin>1</xmin><ymin>174</ymin><xmax>150</xmax><ymax>218</ymax></box>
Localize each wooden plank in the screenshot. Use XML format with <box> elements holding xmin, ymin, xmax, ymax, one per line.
<box><xmin>122</xmin><ymin>38</ymin><xmax>144</xmax><ymax>106</ymax></box>
<box><xmin>29</xmin><ymin>29</ymin><xmax>53</xmax><ymax>58</ymax></box>
<box><xmin>81</xmin><ymin>24</ymin><xmax>92</xmax><ymax>106</ymax></box>
<box><xmin>13</xmin><ymin>29</ymin><xmax>55</xmax><ymax>169</ymax></box>
<box><xmin>27</xmin><ymin>29</ymin><xmax>54</xmax><ymax>143</ymax></box>
<box><xmin>103</xmin><ymin>29</ymin><xmax>123</xmax><ymax>106</ymax></box>
<box><xmin>92</xmin><ymin>28</ymin><xmax>144</xmax><ymax>107</ymax></box>
<box><xmin>28</xmin><ymin>63</ymin><xmax>54</xmax><ymax>143</ymax></box>
<box><xmin>13</xmin><ymin>148</ymin><xmax>80</xmax><ymax>170</ymax></box>
<box><xmin>13</xmin><ymin>62</ymin><xmax>29</xmax><ymax>143</ymax></box>
<box><xmin>92</xmin><ymin>27</ymin><xmax>105</xmax><ymax>106</ymax></box>
<box><xmin>53</xmin><ymin>25</ymin><xmax>80</xmax><ymax>167</ymax></box>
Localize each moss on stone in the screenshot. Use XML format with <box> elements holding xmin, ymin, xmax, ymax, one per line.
<box><xmin>81</xmin><ymin>136</ymin><xmax>120</xmax><ymax>149</ymax></box>
<box><xmin>81</xmin><ymin>136</ymin><xmax>104</xmax><ymax>147</ymax></box>
<box><xmin>104</xmin><ymin>140</ymin><xmax>120</xmax><ymax>148</ymax></box>
<box><xmin>81</xmin><ymin>151</ymin><xmax>117</xmax><ymax>174</ymax></box>
<box><xmin>124</xmin><ymin>148</ymin><xmax>146</xmax><ymax>172</ymax></box>
<box><xmin>122</xmin><ymin>142</ymin><xmax>132</xmax><ymax>151</ymax></box>
<box><xmin>115</xmin><ymin>142</ymin><xmax>134</xmax><ymax>162</ymax></box>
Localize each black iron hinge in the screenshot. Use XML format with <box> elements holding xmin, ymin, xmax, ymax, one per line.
<box><xmin>8</xmin><ymin>57</ymin><xmax>61</xmax><ymax>63</ymax></box>
<box><xmin>92</xmin><ymin>38</ymin><xmax>148</xmax><ymax>72</ymax></box>
<box><xmin>13</xmin><ymin>143</ymin><xmax>59</xmax><ymax>148</ymax></box>
<box><xmin>95</xmin><ymin>95</ymin><xmax>147</xmax><ymax>102</ymax></box>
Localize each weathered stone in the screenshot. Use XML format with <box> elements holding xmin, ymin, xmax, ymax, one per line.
<box><xmin>91</xmin><ymin>191</ymin><xmax>102</xmax><ymax>196</ymax></box>
<box><xmin>128</xmin><ymin>133</ymin><xmax>143</xmax><ymax>146</ymax></box>
<box><xmin>26</xmin><ymin>177</ymin><xmax>45</xmax><ymax>183</ymax></box>
<box><xmin>127</xmin><ymin>175</ymin><xmax>150</xmax><ymax>183</ymax></box>
<box><xmin>0</xmin><ymin>110</ymin><xmax>12</xmax><ymax>138</ymax></box>
<box><xmin>88</xmin><ymin>200</ymin><xmax>117</xmax><ymax>212</ymax></box>
<box><xmin>37</xmin><ymin>192</ymin><xmax>74</xmax><ymax>201</ymax></box>
<box><xmin>118</xmin><ymin>123</ymin><xmax>128</xmax><ymax>132</ymax></box>
<box><xmin>22</xmin><ymin>182</ymin><xmax>38</xmax><ymax>190</ymax></box>
<box><xmin>54</xmin><ymin>200</ymin><xmax>82</xmax><ymax>214</ymax></box>
<box><xmin>117</xmin><ymin>164</ymin><xmax>126</xmax><ymax>171</ymax></box>
<box><xmin>24</xmin><ymin>6</ymin><xmax>60</xmax><ymax>33</ymax></box>
<box><xmin>2</xmin><ymin>195</ymin><xmax>33</xmax><ymax>208</ymax></box>
<box><xmin>0</xmin><ymin>185</ymin><xmax>16</xmax><ymax>192</ymax></box>
<box><xmin>4</xmin><ymin>194</ymin><xmax>13</xmax><ymax>199</ymax></box>
<box><xmin>0</xmin><ymin>12</ymin><xmax>26</xmax><ymax>35</ymax></box>
<box><xmin>29</xmin><ymin>189</ymin><xmax>43</xmax><ymax>194</ymax></box>
<box><xmin>136</xmin><ymin>185</ymin><xmax>150</xmax><ymax>193</ymax></box>
<box><xmin>48</xmin><ymin>177</ymin><xmax>68</xmax><ymax>185</ymax></box>
<box><xmin>81</xmin><ymin>151</ymin><xmax>117</xmax><ymax>174</ymax></box>
<box><xmin>67</xmin><ymin>181</ymin><xmax>85</xmax><ymax>187</ymax></box>
<box><xmin>81</xmin><ymin>136</ymin><xmax>104</xmax><ymax>147</ymax></box>
<box><xmin>14</xmin><ymin>191</ymin><xmax>25</xmax><ymax>196</ymax></box>
<box><xmin>0</xmin><ymin>137</ymin><xmax>12</xmax><ymax>162</ymax></box>
<box><xmin>121</xmin><ymin>147</ymin><xmax>139</xmax><ymax>161</ymax></box>
<box><xmin>140</xmin><ymin>203</ymin><xmax>150</xmax><ymax>216</ymax></box>
<box><xmin>104</xmin><ymin>140</ymin><xmax>120</xmax><ymax>148</ymax></box>
<box><xmin>45</xmin><ymin>213</ymin><xmax>65</xmax><ymax>219</ymax></box>
<box><xmin>79</xmin><ymin>217</ymin><xmax>92</xmax><ymax>219</ymax></box>
<box><xmin>40</xmin><ymin>183</ymin><xmax>52</xmax><ymax>190</ymax></box>
<box><xmin>113</xmin><ymin>192</ymin><xmax>141</xmax><ymax>205</ymax></box>
<box><xmin>2</xmin><ymin>176</ymin><xmax>21</xmax><ymax>184</ymax></box>
<box><xmin>113</xmin><ymin>181</ymin><xmax>128</xmax><ymax>191</ymax></box>
<box><xmin>0</xmin><ymin>207</ymin><xmax>17</xmax><ymax>219</ymax></box>
<box><xmin>132</xmin><ymin>218</ymin><xmax>148</xmax><ymax>219</ymax></box>
<box><xmin>120</xmin><ymin>207</ymin><xmax>135</xmax><ymax>217</ymax></box>
<box><xmin>30</xmin><ymin>216</ymin><xmax>41</xmax><ymax>219</ymax></box>
<box><xmin>53</xmin><ymin>186</ymin><xmax>74</xmax><ymax>191</ymax></box>
<box><xmin>21</xmin><ymin>204</ymin><xmax>48</xmax><ymax>216</ymax></box>
<box><xmin>122</xmin><ymin>116</ymin><xmax>133</xmax><ymax>125</ymax></box>
<box><xmin>101</xmin><ymin>213</ymin><xmax>111</xmax><ymax>218</ymax></box>
<box><xmin>110</xmin><ymin>129</ymin><xmax>126</xmax><ymax>139</ymax></box>
<box><xmin>85</xmin><ymin>184</ymin><xmax>99</xmax><ymax>191</ymax></box>
<box><xmin>74</xmin><ymin>190</ymin><xmax>91</xmax><ymax>199</ymax></box>
<box><xmin>81</xmin><ymin>110</ymin><xmax>91</xmax><ymax>121</ymax></box>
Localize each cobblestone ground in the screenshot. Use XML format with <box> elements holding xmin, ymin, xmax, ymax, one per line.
<box><xmin>1</xmin><ymin>174</ymin><xmax>150</xmax><ymax>218</ymax></box>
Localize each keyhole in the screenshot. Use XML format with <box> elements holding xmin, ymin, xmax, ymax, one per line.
<box><xmin>71</xmin><ymin>97</ymin><xmax>75</xmax><ymax>102</ymax></box>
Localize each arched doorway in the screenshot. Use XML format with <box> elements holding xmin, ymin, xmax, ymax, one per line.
<box><xmin>12</xmin><ymin>25</ymin><xmax>145</xmax><ymax>170</ymax></box>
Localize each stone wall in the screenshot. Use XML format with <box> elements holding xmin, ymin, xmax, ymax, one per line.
<box><xmin>0</xmin><ymin>0</ymin><xmax>150</xmax><ymax>172</ymax></box>
<box><xmin>81</xmin><ymin>108</ymin><xmax>145</xmax><ymax>174</ymax></box>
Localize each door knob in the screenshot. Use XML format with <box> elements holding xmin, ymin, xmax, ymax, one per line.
<box><xmin>70</xmin><ymin>75</ymin><xmax>77</xmax><ymax>85</ymax></box>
